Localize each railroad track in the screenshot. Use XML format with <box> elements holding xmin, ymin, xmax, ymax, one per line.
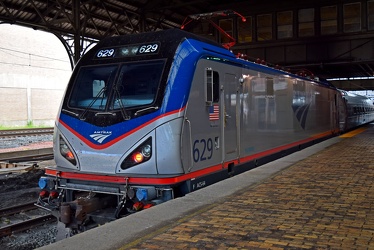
<box><xmin>0</xmin><ymin>147</ymin><xmax>54</xmax><ymax>170</ymax></box>
<box><xmin>0</xmin><ymin>202</ymin><xmax>56</xmax><ymax>238</ymax></box>
<box><xmin>0</xmin><ymin>149</ymin><xmax>54</xmax><ymax>172</ymax></box>
<box><xmin>0</xmin><ymin>152</ymin><xmax>54</xmax><ymax>163</ymax></box>
<box><xmin>0</xmin><ymin>214</ymin><xmax>56</xmax><ymax>238</ymax></box>
<box><xmin>0</xmin><ymin>202</ymin><xmax>37</xmax><ymax>217</ymax></box>
<box><xmin>0</xmin><ymin>128</ymin><xmax>54</xmax><ymax>138</ymax></box>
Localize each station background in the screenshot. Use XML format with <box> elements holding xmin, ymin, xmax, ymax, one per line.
<box><xmin>0</xmin><ymin>24</ymin><xmax>372</xmax><ymax>128</ymax></box>
<box><xmin>0</xmin><ymin>24</ymin><xmax>71</xmax><ymax>127</ymax></box>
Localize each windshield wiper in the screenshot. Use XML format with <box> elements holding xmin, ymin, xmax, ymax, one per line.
<box><xmin>134</xmin><ymin>106</ymin><xmax>159</xmax><ymax>116</ymax></box>
<box><xmin>112</xmin><ymin>84</ymin><xmax>131</xmax><ymax>120</ymax></box>
<box><xmin>79</xmin><ymin>86</ymin><xmax>107</xmax><ymax>121</ymax></box>
<box><xmin>95</xmin><ymin>112</ymin><xmax>116</xmax><ymax>116</ymax></box>
<box><xmin>62</xmin><ymin>109</ymin><xmax>79</xmax><ymax>117</ymax></box>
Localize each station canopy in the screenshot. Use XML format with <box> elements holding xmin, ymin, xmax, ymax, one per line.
<box><xmin>0</xmin><ymin>0</ymin><xmax>374</xmax><ymax>90</ymax></box>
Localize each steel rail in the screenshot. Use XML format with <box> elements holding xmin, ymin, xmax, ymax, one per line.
<box><xmin>2</xmin><ymin>153</ymin><xmax>54</xmax><ymax>163</ymax></box>
<box><xmin>0</xmin><ymin>202</ymin><xmax>37</xmax><ymax>217</ymax></box>
<box><xmin>0</xmin><ymin>214</ymin><xmax>56</xmax><ymax>238</ymax></box>
<box><xmin>0</xmin><ymin>128</ymin><xmax>54</xmax><ymax>138</ymax></box>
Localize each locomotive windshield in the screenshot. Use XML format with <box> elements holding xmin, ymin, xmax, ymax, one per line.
<box><xmin>69</xmin><ymin>65</ymin><xmax>117</xmax><ymax>110</ymax></box>
<box><xmin>68</xmin><ymin>60</ymin><xmax>165</xmax><ymax>111</ymax></box>
<box><xmin>109</xmin><ymin>60</ymin><xmax>164</xmax><ymax>109</ymax></box>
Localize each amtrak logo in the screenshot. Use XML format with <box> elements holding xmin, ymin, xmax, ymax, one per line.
<box><xmin>90</xmin><ymin>131</ymin><xmax>112</xmax><ymax>144</ymax></box>
<box><xmin>292</xmin><ymin>102</ymin><xmax>311</xmax><ymax>130</ymax></box>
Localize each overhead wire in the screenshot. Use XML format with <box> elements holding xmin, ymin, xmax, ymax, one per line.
<box><xmin>0</xmin><ymin>46</ymin><xmax>69</xmax><ymax>62</ymax></box>
<box><xmin>0</xmin><ymin>60</ymin><xmax>71</xmax><ymax>71</ymax></box>
<box><xmin>0</xmin><ymin>46</ymin><xmax>71</xmax><ymax>71</ymax></box>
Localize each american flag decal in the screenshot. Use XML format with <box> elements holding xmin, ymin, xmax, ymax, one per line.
<box><xmin>209</xmin><ymin>104</ymin><xmax>220</xmax><ymax>121</ymax></box>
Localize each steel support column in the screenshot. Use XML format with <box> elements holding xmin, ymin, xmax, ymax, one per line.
<box><xmin>73</xmin><ymin>0</ymin><xmax>81</xmax><ymax>65</ymax></box>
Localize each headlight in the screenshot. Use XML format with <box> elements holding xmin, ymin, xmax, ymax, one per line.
<box><xmin>141</xmin><ymin>144</ymin><xmax>151</xmax><ymax>157</ymax></box>
<box><xmin>59</xmin><ymin>135</ymin><xmax>77</xmax><ymax>165</ymax></box>
<box><xmin>121</xmin><ymin>137</ymin><xmax>152</xmax><ymax>170</ymax></box>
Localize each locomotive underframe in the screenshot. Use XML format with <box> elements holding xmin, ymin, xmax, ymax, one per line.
<box><xmin>36</xmin><ymin>175</ymin><xmax>176</xmax><ymax>239</ymax></box>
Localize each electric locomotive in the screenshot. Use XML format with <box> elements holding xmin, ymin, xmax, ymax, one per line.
<box><xmin>36</xmin><ymin>29</ymin><xmax>374</xmax><ymax>237</ymax></box>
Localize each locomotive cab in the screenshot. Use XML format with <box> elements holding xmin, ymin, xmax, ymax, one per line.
<box><xmin>35</xmin><ymin>30</ymin><xmax>203</xmax><ymax>236</ymax></box>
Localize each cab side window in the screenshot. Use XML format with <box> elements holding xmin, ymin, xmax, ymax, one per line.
<box><xmin>205</xmin><ymin>68</ymin><xmax>220</xmax><ymax>105</ymax></box>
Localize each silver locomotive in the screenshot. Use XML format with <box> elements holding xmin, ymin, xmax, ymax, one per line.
<box><xmin>36</xmin><ymin>29</ymin><xmax>374</xmax><ymax>237</ymax></box>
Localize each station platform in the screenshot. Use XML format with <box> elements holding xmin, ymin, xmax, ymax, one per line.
<box><xmin>39</xmin><ymin>124</ymin><xmax>374</xmax><ymax>250</ymax></box>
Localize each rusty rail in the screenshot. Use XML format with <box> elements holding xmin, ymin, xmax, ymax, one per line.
<box><xmin>0</xmin><ymin>202</ymin><xmax>37</xmax><ymax>217</ymax></box>
<box><xmin>0</xmin><ymin>214</ymin><xmax>56</xmax><ymax>237</ymax></box>
<box><xmin>0</xmin><ymin>128</ymin><xmax>53</xmax><ymax>138</ymax></box>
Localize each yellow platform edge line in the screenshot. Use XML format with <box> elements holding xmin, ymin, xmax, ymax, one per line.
<box><xmin>339</xmin><ymin>127</ymin><xmax>367</xmax><ymax>138</ymax></box>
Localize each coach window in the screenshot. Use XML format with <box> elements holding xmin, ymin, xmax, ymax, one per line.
<box><xmin>298</xmin><ymin>8</ymin><xmax>315</xmax><ymax>37</ymax></box>
<box><xmin>369</xmin><ymin>1</ymin><xmax>374</xmax><ymax>30</ymax></box>
<box><xmin>277</xmin><ymin>11</ymin><xmax>293</xmax><ymax>39</ymax></box>
<box><xmin>344</xmin><ymin>2</ymin><xmax>361</xmax><ymax>32</ymax></box>
<box><xmin>293</xmin><ymin>80</ymin><xmax>306</xmax><ymax>105</ymax></box>
<box><xmin>205</xmin><ymin>68</ymin><xmax>220</xmax><ymax>106</ymax></box>
<box><xmin>257</xmin><ymin>14</ymin><xmax>273</xmax><ymax>41</ymax></box>
<box><xmin>266</xmin><ymin>78</ymin><xmax>274</xmax><ymax>96</ymax></box>
<box><xmin>238</xmin><ymin>16</ymin><xmax>252</xmax><ymax>43</ymax></box>
<box><xmin>321</xmin><ymin>5</ymin><xmax>338</xmax><ymax>35</ymax></box>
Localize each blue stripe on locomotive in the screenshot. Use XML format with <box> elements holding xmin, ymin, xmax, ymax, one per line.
<box><xmin>59</xmin><ymin>35</ymin><xmax>335</xmax><ymax>147</ymax></box>
<box><xmin>59</xmin><ymin>38</ymin><xmax>232</xmax><ymax>146</ymax></box>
